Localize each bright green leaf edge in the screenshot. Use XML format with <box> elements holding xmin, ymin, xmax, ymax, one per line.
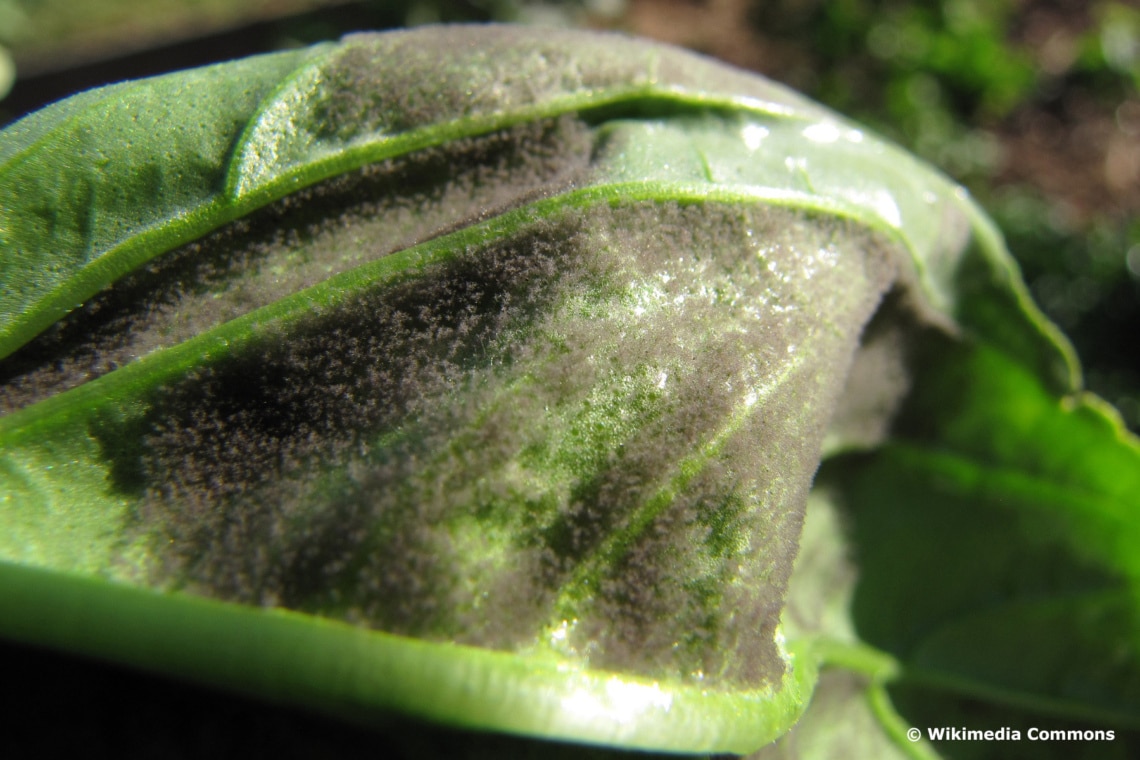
<box><xmin>0</xmin><ymin>560</ymin><xmax>815</xmax><ymax>755</ymax></box>
<box><xmin>807</xmin><ymin>345</ymin><xmax>1140</xmax><ymax>745</ymax></box>
<box><xmin>777</xmin><ymin>360</ymin><xmax>1140</xmax><ymax>757</ymax></box>
<box><xmin>854</xmin><ymin>439</ymin><xmax>1140</xmax><ymax>730</ymax></box>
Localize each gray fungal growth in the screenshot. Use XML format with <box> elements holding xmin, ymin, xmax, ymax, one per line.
<box><xmin>2</xmin><ymin>27</ymin><xmax>1073</xmax><ymax>752</ymax></box>
<box><xmin>103</xmin><ymin>198</ymin><xmax>901</xmax><ymax>689</ymax></box>
<box><xmin>0</xmin><ymin>25</ymin><xmax>952</xmax><ymax>698</ymax></box>
<box><xmin>823</xmin><ymin>288</ymin><xmax>929</xmax><ymax>454</ymax></box>
<box><xmin>0</xmin><ymin>116</ymin><xmax>592</xmax><ymax>414</ymax></box>
<box><xmin>315</xmin><ymin>26</ymin><xmax>829</xmax><ymax>145</ymax></box>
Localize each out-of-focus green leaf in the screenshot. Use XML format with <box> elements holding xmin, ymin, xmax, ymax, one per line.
<box><xmin>761</xmin><ymin>332</ymin><xmax>1140</xmax><ymax>758</ymax></box>
<box><xmin>4</xmin><ymin>0</ymin><xmax>348</xmax><ymax>72</ymax></box>
<box><xmin>822</xmin><ymin>336</ymin><xmax>1140</xmax><ymax>734</ymax></box>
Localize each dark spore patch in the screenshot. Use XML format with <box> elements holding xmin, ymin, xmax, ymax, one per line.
<box><xmin>543</xmin><ymin>203</ymin><xmax>899</xmax><ymax>686</ymax></box>
<box><xmin>319</xmin><ymin>27</ymin><xmax>654</xmax><ymax>140</ymax></box>
<box><xmin>120</xmin><ymin>198</ymin><xmax>904</xmax><ymax>690</ymax></box>
<box><xmin>89</xmin><ymin>407</ymin><xmax>153</xmax><ymax>499</ymax></box>
<box><xmin>0</xmin><ymin>215</ymin><xmax>259</xmax><ymax>415</ymax></box>
<box><xmin>0</xmin><ymin>116</ymin><xmax>592</xmax><ymax>415</ymax></box>
<box><xmin>130</xmin><ymin>214</ymin><xmax>600</xmax><ymax>626</ymax></box>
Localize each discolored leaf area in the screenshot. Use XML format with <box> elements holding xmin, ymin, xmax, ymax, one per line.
<box><xmin>1</xmin><ymin>24</ymin><xmax>1138</xmax><ymax>759</ymax></box>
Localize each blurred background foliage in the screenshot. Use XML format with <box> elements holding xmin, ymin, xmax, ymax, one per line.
<box><xmin>1</xmin><ymin>0</ymin><xmax>1137</xmax><ymax>431</ymax></box>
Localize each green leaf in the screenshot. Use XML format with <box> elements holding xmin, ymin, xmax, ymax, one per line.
<box><xmin>0</xmin><ymin>25</ymin><xmax>1072</xmax><ymax>381</ymax></box>
<box><xmin>0</xmin><ymin>44</ymin><xmax>327</xmax><ymax>361</ymax></box>
<box><xmin>825</xmin><ymin>336</ymin><xmax>1140</xmax><ymax>726</ymax></box>
<box><xmin>770</xmin><ymin>344</ymin><xmax>1140</xmax><ymax>757</ymax></box>
<box><xmin>784</xmin><ymin>342</ymin><xmax>1140</xmax><ymax>759</ymax></box>
<box><xmin>0</xmin><ymin>24</ymin><xmax>1134</xmax><ymax>756</ymax></box>
<box><xmin>0</xmin><ymin>191</ymin><xmax>849</xmax><ymax>753</ymax></box>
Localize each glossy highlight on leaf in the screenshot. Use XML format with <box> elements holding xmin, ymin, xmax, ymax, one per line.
<box><xmin>1</xmin><ymin>24</ymin><xmax>1138</xmax><ymax>758</ymax></box>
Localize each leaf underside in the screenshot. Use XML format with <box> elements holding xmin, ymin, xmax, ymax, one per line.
<box><xmin>1</xmin><ymin>24</ymin><xmax>1137</xmax><ymax>758</ymax></box>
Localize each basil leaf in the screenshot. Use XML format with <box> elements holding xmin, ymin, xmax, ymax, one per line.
<box><xmin>829</xmin><ymin>338</ymin><xmax>1140</xmax><ymax>729</ymax></box>
<box><xmin>1</xmin><ymin>24</ymin><xmax>1133</xmax><ymax>757</ymax></box>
